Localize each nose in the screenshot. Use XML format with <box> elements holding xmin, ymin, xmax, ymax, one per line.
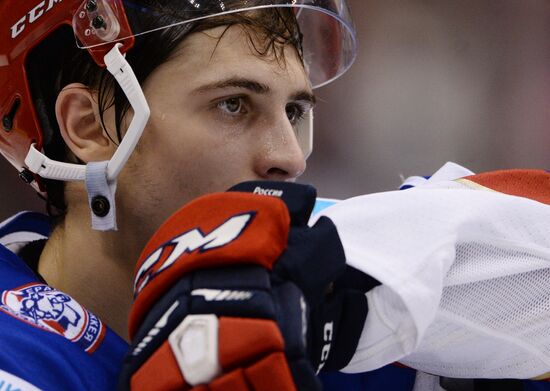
<box><xmin>253</xmin><ymin>115</ymin><xmax>307</xmax><ymax>181</ymax></box>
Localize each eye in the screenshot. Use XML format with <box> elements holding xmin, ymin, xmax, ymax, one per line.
<box><xmin>217</xmin><ymin>97</ymin><xmax>246</xmax><ymax>115</ymax></box>
<box><xmin>285</xmin><ymin>103</ymin><xmax>307</xmax><ymax>125</ymax></box>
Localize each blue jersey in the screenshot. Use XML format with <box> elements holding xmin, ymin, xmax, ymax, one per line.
<box><xmin>0</xmin><ymin>212</ymin><xmax>127</xmax><ymax>390</ymax></box>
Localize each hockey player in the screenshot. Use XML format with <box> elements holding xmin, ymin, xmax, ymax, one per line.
<box><xmin>1</xmin><ymin>1</ymin><xmax>550</xmax><ymax>391</ymax></box>
<box><xmin>0</xmin><ymin>1</ymin><xmax>363</xmax><ymax>389</ymax></box>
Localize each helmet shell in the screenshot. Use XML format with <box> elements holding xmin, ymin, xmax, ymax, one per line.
<box><xmin>0</xmin><ymin>0</ymin><xmax>133</xmax><ymax>185</ymax></box>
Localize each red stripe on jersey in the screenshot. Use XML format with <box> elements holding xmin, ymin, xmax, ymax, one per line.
<box><xmin>462</xmin><ymin>170</ymin><xmax>550</xmax><ymax>205</ymax></box>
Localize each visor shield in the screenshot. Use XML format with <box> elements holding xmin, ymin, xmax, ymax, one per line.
<box><xmin>73</xmin><ymin>0</ymin><xmax>357</xmax><ymax>87</ymax></box>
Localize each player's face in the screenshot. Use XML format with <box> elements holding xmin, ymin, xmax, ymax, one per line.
<box><xmin>116</xmin><ymin>24</ymin><xmax>312</xmax><ymax>234</ymax></box>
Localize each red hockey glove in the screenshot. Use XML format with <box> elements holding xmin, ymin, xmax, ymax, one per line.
<box><xmin>119</xmin><ymin>181</ymin><xmax>379</xmax><ymax>390</ymax></box>
<box><xmin>118</xmin><ymin>191</ymin><xmax>320</xmax><ymax>391</ymax></box>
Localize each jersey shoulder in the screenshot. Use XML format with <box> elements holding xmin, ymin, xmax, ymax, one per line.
<box><xmin>0</xmin><ymin>212</ymin><xmax>128</xmax><ymax>390</ymax></box>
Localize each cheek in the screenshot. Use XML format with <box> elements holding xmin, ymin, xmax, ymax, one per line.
<box><xmin>133</xmin><ymin>116</ymin><xmax>254</xmax><ymax>198</ymax></box>
<box><xmin>113</xmin><ymin>113</ymin><xmax>263</xmax><ymax>235</ymax></box>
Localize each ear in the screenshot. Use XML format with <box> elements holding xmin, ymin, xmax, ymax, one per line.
<box><xmin>55</xmin><ymin>83</ymin><xmax>116</xmax><ymax>163</ymax></box>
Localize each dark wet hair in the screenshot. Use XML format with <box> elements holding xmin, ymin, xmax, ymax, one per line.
<box><xmin>26</xmin><ymin>4</ymin><xmax>303</xmax><ymax>222</ymax></box>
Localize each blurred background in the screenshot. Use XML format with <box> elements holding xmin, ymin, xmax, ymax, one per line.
<box><xmin>1</xmin><ymin>0</ymin><xmax>549</xmax><ymax>219</ymax></box>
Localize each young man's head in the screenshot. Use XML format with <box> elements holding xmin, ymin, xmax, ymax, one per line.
<box><xmin>60</xmin><ymin>12</ymin><xmax>312</xmax><ymax>238</ymax></box>
<box><xmin>1</xmin><ymin>0</ymin><xmax>356</xmax><ymax>234</ymax></box>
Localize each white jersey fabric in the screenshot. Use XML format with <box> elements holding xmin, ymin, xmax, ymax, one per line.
<box><xmin>315</xmin><ymin>162</ymin><xmax>550</xmax><ymax>379</ymax></box>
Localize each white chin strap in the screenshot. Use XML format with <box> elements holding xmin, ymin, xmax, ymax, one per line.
<box><xmin>25</xmin><ymin>44</ymin><xmax>150</xmax><ymax>231</ymax></box>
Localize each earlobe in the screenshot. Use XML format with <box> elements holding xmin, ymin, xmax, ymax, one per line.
<box><xmin>55</xmin><ymin>83</ymin><xmax>116</xmax><ymax>163</ymax></box>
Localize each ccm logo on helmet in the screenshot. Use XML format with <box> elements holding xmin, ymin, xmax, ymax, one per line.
<box><xmin>10</xmin><ymin>0</ymin><xmax>63</xmax><ymax>39</ymax></box>
<box><xmin>253</xmin><ymin>186</ymin><xmax>284</xmax><ymax>197</ymax></box>
<box><xmin>134</xmin><ymin>212</ymin><xmax>255</xmax><ymax>295</ymax></box>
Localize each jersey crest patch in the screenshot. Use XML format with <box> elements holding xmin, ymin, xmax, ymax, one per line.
<box><xmin>0</xmin><ymin>283</ymin><xmax>105</xmax><ymax>353</ymax></box>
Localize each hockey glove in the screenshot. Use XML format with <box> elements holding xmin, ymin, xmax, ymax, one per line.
<box><xmin>118</xmin><ymin>190</ymin><xmax>319</xmax><ymax>390</ymax></box>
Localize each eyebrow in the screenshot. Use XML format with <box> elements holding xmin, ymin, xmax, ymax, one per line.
<box><xmin>193</xmin><ymin>77</ymin><xmax>316</xmax><ymax>105</ymax></box>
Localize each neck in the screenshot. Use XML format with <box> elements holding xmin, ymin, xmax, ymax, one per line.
<box><xmin>38</xmin><ymin>204</ymin><xmax>140</xmax><ymax>341</ymax></box>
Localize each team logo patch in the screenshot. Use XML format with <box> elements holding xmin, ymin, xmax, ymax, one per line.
<box><xmin>0</xmin><ymin>283</ymin><xmax>105</xmax><ymax>353</ymax></box>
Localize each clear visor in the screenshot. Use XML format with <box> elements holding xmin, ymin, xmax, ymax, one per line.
<box><xmin>73</xmin><ymin>0</ymin><xmax>357</xmax><ymax>88</ymax></box>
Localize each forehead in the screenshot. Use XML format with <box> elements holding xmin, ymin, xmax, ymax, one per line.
<box><xmin>145</xmin><ymin>24</ymin><xmax>311</xmax><ymax>94</ymax></box>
